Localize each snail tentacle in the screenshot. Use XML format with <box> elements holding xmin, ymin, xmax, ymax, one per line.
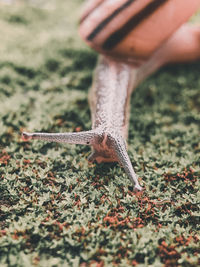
<box><xmin>22</xmin><ymin>131</ymin><xmax>97</xmax><ymax>146</ymax></box>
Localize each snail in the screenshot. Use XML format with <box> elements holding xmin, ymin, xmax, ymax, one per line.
<box><xmin>22</xmin><ymin>0</ymin><xmax>200</xmax><ymax>191</ymax></box>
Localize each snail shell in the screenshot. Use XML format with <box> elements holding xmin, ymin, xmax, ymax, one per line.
<box><xmin>79</xmin><ymin>0</ymin><xmax>200</xmax><ymax>62</ymax></box>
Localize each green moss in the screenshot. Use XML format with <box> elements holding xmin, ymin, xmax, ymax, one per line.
<box><xmin>0</xmin><ymin>1</ymin><xmax>199</xmax><ymax>266</ymax></box>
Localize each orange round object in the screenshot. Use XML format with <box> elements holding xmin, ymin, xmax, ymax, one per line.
<box><xmin>79</xmin><ymin>0</ymin><xmax>200</xmax><ymax>60</ymax></box>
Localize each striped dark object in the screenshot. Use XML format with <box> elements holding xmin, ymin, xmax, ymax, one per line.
<box><xmin>87</xmin><ymin>0</ymin><xmax>135</xmax><ymax>40</ymax></box>
<box><xmin>102</xmin><ymin>0</ymin><xmax>168</xmax><ymax>50</ymax></box>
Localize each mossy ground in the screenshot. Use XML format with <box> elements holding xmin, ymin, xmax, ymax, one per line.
<box><xmin>0</xmin><ymin>1</ymin><xmax>199</xmax><ymax>266</ymax></box>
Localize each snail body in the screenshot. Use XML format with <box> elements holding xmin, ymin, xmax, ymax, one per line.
<box><xmin>22</xmin><ymin>0</ymin><xmax>200</xmax><ymax>191</ymax></box>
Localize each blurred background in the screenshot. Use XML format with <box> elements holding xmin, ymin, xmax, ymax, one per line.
<box><xmin>0</xmin><ymin>0</ymin><xmax>97</xmax><ymax>140</ymax></box>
